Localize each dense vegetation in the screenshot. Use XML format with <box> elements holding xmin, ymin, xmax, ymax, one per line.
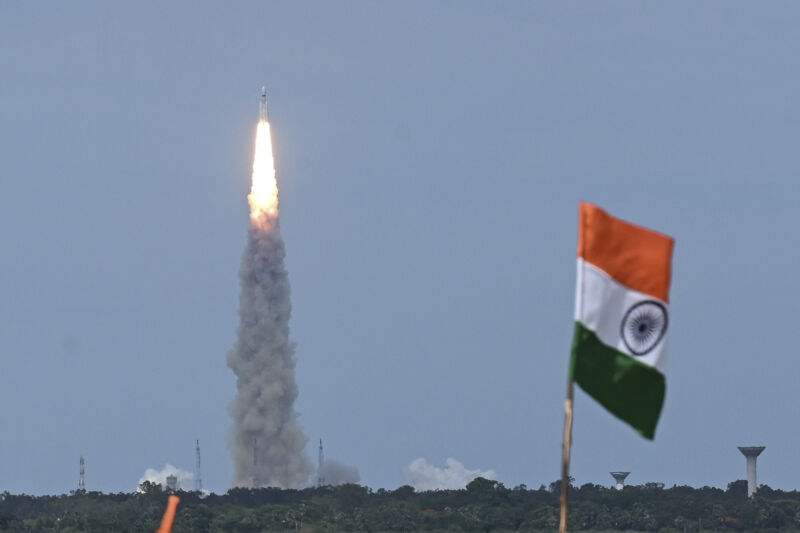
<box><xmin>2</xmin><ymin>478</ymin><xmax>800</xmax><ymax>532</ymax></box>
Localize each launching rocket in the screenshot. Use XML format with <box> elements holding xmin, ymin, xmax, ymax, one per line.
<box><xmin>231</xmin><ymin>83</ymin><xmax>313</xmax><ymax>488</ymax></box>
<box><xmin>259</xmin><ymin>86</ymin><xmax>268</xmax><ymax>122</ymax></box>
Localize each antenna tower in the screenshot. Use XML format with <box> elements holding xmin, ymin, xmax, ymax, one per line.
<box><xmin>252</xmin><ymin>437</ymin><xmax>259</xmax><ymax>488</ymax></box>
<box><xmin>317</xmin><ymin>439</ymin><xmax>325</xmax><ymax>487</ymax></box>
<box><xmin>195</xmin><ymin>439</ymin><xmax>203</xmax><ymax>492</ymax></box>
<box><xmin>78</xmin><ymin>456</ymin><xmax>85</xmax><ymax>492</ymax></box>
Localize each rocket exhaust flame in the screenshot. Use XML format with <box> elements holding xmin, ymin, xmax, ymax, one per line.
<box><xmin>248</xmin><ymin>120</ymin><xmax>279</xmax><ymax>225</ymax></box>
<box><xmin>227</xmin><ymin>90</ymin><xmax>312</xmax><ymax>488</ymax></box>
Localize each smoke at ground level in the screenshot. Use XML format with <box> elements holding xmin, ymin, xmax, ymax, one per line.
<box><xmin>405</xmin><ymin>457</ymin><xmax>497</xmax><ymax>491</ymax></box>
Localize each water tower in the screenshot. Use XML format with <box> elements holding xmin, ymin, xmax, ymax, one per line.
<box><xmin>738</xmin><ymin>446</ymin><xmax>765</xmax><ymax>498</ymax></box>
<box><xmin>610</xmin><ymin>472</ymin><xmax>630</xmax><ymax>490</ymax></box>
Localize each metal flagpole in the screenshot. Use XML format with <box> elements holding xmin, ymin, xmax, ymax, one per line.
<box><xmin>559</xmin><ymin>380</ymin><xmax>575</xmax><ymax>533</ymax></box>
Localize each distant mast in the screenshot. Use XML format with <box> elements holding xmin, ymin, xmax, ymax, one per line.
<box><xmin>252</xmin><ymin>437</ymin><xmax>259</xmax><ymax>487</ymax></box>
<box><xmin>317</xmin><ymin>439</ymin><xmax>325</xmax><ymax>487</ymax></box>
<box><xmin>195</xmin><ymin>439</ymin><xmax>203</xmax><ymax>492</ymax></box>
<box><xmin>78</xmin><ymin>456</ymin><xmax>85</xmax><ymax>492</ymax></box>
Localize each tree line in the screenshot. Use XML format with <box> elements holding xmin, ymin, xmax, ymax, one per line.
<box><xmin>1</xmin><ymin>477</ymin><xmax>799</xmax><ymax>532</ymax></box>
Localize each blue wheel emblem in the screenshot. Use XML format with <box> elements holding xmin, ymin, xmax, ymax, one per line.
<box><xmin>621</xmin><ymin>300</ymin><xmax>668</xmax><ymax>356</ymax></box>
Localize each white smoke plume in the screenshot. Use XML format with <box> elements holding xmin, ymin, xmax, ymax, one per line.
<box><xmin>227</xmin><ymin>118</ymin><xmax>312</xmax><ymax>489</ymax></box>
<box><xmin>404</xmin><ymin>458</ymin><xmax>497</xmax><ymax>491</ymax></box>
<box><xmin>318</xmin><ymin>459</ymin><xmax>361</xmax><ymax>486</ymax></box>
<box><xmin>138</xmin><ymin>464</ymin><xmax>193</xmax><ymax>491</ymax></box>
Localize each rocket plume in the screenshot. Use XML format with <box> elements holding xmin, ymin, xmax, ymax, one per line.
<box><xmin>227</xmin><ymin>93</ymin><xmax>312</xmax><ymax>488</ymax></box>
<box><xmin>248</xmin><ymin>120</ymin><xmax>278</xmax><ymax>224</ymax></box>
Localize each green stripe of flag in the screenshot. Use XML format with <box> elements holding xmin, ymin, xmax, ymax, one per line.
<box><xmin>569</xmin><ymin>322</ymin><xmax>666</xmax><ymax>440</ymax></box>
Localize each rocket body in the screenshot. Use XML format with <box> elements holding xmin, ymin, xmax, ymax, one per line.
<box><xmin>259</xmin><ymin>87</ymin><xmax>268</xmax><ymax>122</ymax></box>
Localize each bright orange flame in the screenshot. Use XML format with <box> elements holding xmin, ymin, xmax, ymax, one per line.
<box><xmin>248</xmin><ymin>119</ymin><xmax>278</xmax><ymax>227</ymax></box>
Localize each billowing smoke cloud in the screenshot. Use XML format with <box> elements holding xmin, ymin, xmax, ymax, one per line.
<box><xmin>227</xmin><ymin>219</ymin><xmax>313</xmax><ymax>488</ymax></box>
<box><xmin>318</xmin><ymin>459</ymin><xmax>361</xmax><ymax>486</ymax></box>
<box><xmin>138</xmin><ymin>464</ymin><xmax>193</xmax><ymax>491</ymax></box>
<box><xmin>404</xmin><ymin>458</ymin><xmax>497</xmax><ymax>491</ymax></box>
<box><xmin>227</xmin><ymin>118</ymin><xmax>312</xmax><ymax>489</ymax></box>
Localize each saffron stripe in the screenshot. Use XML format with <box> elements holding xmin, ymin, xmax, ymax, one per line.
<box><xmin>577</xmin><ymin>203</ymin><xmax>674</xmax><ymax>302</ymax></box>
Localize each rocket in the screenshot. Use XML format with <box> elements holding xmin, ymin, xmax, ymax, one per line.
<box><xmin>259</xmin><ymin>86</ymin><xmax>268</xmax><ymax>122</ymax></box>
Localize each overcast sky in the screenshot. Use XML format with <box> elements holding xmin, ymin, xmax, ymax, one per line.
<box><xmin>2</xmin><ymin>1</ymin><xmax>800</xmax><ymax>494</ymax></box>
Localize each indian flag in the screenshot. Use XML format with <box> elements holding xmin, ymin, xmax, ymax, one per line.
<box><xmin>570</xmin><ymin>203</ymin><xmax>674</xmax><ymax>439</ymax></box>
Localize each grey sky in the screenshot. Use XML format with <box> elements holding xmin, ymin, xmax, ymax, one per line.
<box><xmin>2</xmin><ymin>1</ymin><xmax>799</xmax><ymax>494</ymax></box>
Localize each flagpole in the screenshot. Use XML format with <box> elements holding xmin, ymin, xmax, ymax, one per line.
<box><xmin>559</xmin><ymin>379</ymin><xmax>575</xmax><ymax>533</ymax></box>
